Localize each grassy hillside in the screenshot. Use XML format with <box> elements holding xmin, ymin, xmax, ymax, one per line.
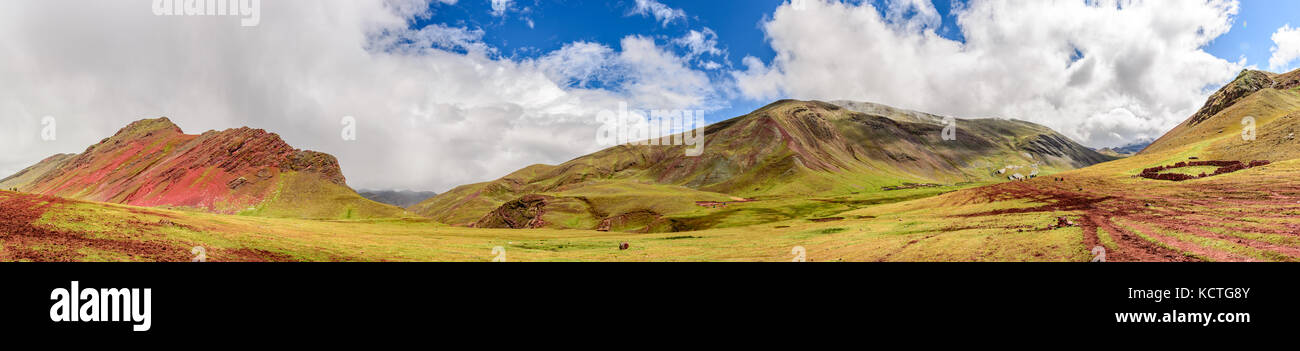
<box><xmin>236</xmin><ymin>171</ymin><xmax>414</xmax><ymax>220</ymax></box>
<box><xmin>0</xmin><ymin>153</ymin><xmax>75</xmax><ymax>189</ymax></box>
<box><xmin>1144</xmin><ymin>69</ymin><xmax>1300</xmax><ymax>161</ymax></box>
<box><xmin>413</xmin><ymin>100</ymin><xmax>1113</xmax><ymax>232</ymax></box>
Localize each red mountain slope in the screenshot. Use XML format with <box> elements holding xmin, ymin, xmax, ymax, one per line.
<box><xmin>1</xmin><ymin>117</ymin><xmax>404</xmax><ymax>219</ymax></box>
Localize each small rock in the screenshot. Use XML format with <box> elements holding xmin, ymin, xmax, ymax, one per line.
<box><xmin>227</xmin><ymin>176</ymin><xmax>249</xmax><ymax>190</ymax></box>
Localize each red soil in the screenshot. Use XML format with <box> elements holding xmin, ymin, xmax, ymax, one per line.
<box><xmin>950</xmin><ymin>174</ymin><xmax>1300</xmax><ymax>262</ymax></box>
<box><xmin>0</xmin><ymin>192</ymin><xmax>295</xmax><ymax>262</ymax></box>
<box><xmin>0</xmin><ymin>193</ymin><xmax>188</xmax><ymax>261</ymax></box>
<box><xmin>18</xmin><ymin>118</ymin><xmax>346</xmax><ymax>214</ymax></box>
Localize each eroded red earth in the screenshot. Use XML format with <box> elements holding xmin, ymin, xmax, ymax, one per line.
<box><xmin>952</xmin><ymin>174</ymin><xmax>1300</xmax><ymax>262</ymax></box>
<box><xmin>15</xmin><ymin>117</ymin><xmax>346</xmax><ymax>214</ymax></box>
<box><xmin>0</xmin><ymin>192</ymin><xmax>293</xmax><ymax>262</ymax></box>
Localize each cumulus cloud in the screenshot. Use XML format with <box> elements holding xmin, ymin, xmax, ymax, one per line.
<box><xmin>489</xmin><ymin>0</ymin><xmax>512</xmax><ymax>17</ymax></box>
<box><xmin>0</xmin><ymin>0</ymin><xmax>722</xmax><ymax>192</ymax></box>
<box><xmin>883</xmin><ymin>0</ymin><xmax>941</xmax><ymax>32</ymax></box>
<box><xmin>630</xmin><ymin>0</ymin><xmax>686</xmax><ymax>27</ymax></box>
<box><xmin>733</xmin><ymin>0</ymin><xmax>1244</xmax><ymax>148</ymax></box>
<box><xmin>673</xmin><ymin>28</ymin><xmax>728</xmax><ymax>70</ymax></box>
<box><xmin>1270</xmin><ymin>24</ymin><xmax>1300</xmax><ymax>71</ymax></box>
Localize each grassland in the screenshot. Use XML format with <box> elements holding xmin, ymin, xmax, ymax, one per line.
<box><xmin>0</xmin><ymin>184</ymin><xmax>1086</xmax><ymax>262</ymax></box>
<box><xmin>5</xmin><ymin>149</ymin><xmax>1300</xmax><ymax>262</ymax></box>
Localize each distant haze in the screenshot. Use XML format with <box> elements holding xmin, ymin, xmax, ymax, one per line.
<box><xmin>358</xmin><ymin>190</ymin><xmax>438</xmax><ymax>208</ymax></box>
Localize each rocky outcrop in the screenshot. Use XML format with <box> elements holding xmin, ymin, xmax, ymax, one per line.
<box><xmin>1186</xmin><ymin>70</ymin><xmax>1274</xmax><ymax>127</ymax></box>
<box><xmin>1274</xmin><ymin>69</ymin><xmax>1300</xmax><ymax>91</ymax></box>
<box><xmin>284</xmin><ymin>150</ymin><xmax>346</xmax><ymax>185</ymax></box>
<box><xmin>472</xmin><ymin>195</ymin><xmax>551</xmax><ymax>229</ymax></box>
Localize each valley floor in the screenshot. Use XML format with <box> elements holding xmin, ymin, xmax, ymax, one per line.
<box><xmin>3</xmin><ymin>157</ymin><xmax>1300</xmax><ymax>262</ymax></box>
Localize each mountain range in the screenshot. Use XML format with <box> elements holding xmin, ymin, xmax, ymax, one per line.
<box><xmin>358</xmin><ymin>190</ymin><xmax>438</xmax><ymax>208</ymax></box>
<box><xmin>1096</xmin><ymin>139</ymin><xmax>1153</xmax><ymax>157</ymax></box>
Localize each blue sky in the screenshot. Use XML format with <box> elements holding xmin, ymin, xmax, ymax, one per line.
<box><xmin>422</xmin><ymin>0</ymin><xmax>979</xmax><ymax>120</ymax></box>
<box><xmin>1206</xmin><ymin>0</ymin><xmax>1300</xmax><ymax>68</ymax></box>
<box><xmin>428</xmin><ymin>0</ymin><xmax>1300</xmax><ymax>124</ymax></box>
<box><xmin>423</xmin><ymin>0</ymin><xmax>796</xmax><ymax>119</ymax></box>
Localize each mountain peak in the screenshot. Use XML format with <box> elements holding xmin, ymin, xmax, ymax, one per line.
<box><xmin>829</xmin><ymin>100</ymin><xmax>950</xmax><ymax>125</ymax></box>
<box><xmin>1143</xmin><ymin>66</ymin><xmax>1300</xmax><ymax>159</ymax></box>
<box><xmin>113</xmin><ymin>117</ymin><xmax>183</xmax><ymax>138</ymax></box>
<box><xmin>1185</xmin><ymin>70</ymin><xmax>1275</xmax><ymax>127</ymax></box>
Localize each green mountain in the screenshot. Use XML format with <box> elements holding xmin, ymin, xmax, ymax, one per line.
<box><xmin>1142</xmin><ymin>68</ymin><xmax>1300</xmax><ymax>162</ymax></box>
<box><xmin>411</xmin><ymin>100</ymin><xmax>1114</xmax><ymax>232</ymax></box>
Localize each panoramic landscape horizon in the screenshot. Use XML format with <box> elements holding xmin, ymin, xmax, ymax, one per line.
<box><xmin>4</xmin><ymin>0</ymin><xmax>1300</xmax><ymax>263</ymax></box>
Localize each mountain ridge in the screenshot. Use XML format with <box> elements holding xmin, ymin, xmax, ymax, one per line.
<box><xmin>0</xmin><ymin>117</ymin><xmax>405</xmax><ymax>219</ymax></box>
<box><xmin>1142</xmin><ymin>68</ymin><xmax>1300</xmax><ymax>162</ymax></box>
<box><xmin>411</xmin><ymin>99</ymin><xmax>1114</xmax><ymax>231</ymax></box>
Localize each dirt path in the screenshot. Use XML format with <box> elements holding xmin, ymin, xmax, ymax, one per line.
<box><xmin>1083</xmin><ymin>213</ymin><xmax>1196</xmax><ymax>262</ymax></box>
<box><xmin>950</xmin><ymin>179</ymin><xmax>1267</xmax><ymax>262</ymax></box>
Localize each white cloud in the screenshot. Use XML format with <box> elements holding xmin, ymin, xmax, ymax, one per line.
<box><xmin>0</xmin><ymin>0</ymin><xmax>722</xmax><ymax>192</ymax></box>
<box><xmin>370</xmin><ymin>23</ymin><xmax>493</xmax><ymax>55</ymax></box>
<box><xmin>536</xmin><ymin>42</ymin><xmax>619</xmax><ymax>88</ymax></box>
<box><xmin>630</xmin><ymin>0</ymin><xmax>686</xmax><ymax>27</ymax></box>
<box><xmin>1269</xmin><ymin>24</ymin><xmax>1300</xmax><ymax>71</ymax></box>
<box><xmin>883</xmin><ymin>0</ymin><xmax>941</xmax><ymax>32</ymax></box>
<box><xmin>674</xmin><ymin>28</ymin><xmax>723</xmax><ymax>57</ymax></box>
<box><xmin>733</xmin><ymin>0</ymin><xmax>1244</xmax><ymax>148</ymax></box>
<box><xmin>672</xmin><ymin>28</ymin><xmax>727</xmax><ymax>70</ymax></box>
<box><xmin>489</xmin><ymin>0</ymin><xmax>512</xmax><ymax>17</ymax></box>
<box><xmin>616</xmin><ymin>35</ymin><xmax>717</xmax><ymax>109</ymax></box>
